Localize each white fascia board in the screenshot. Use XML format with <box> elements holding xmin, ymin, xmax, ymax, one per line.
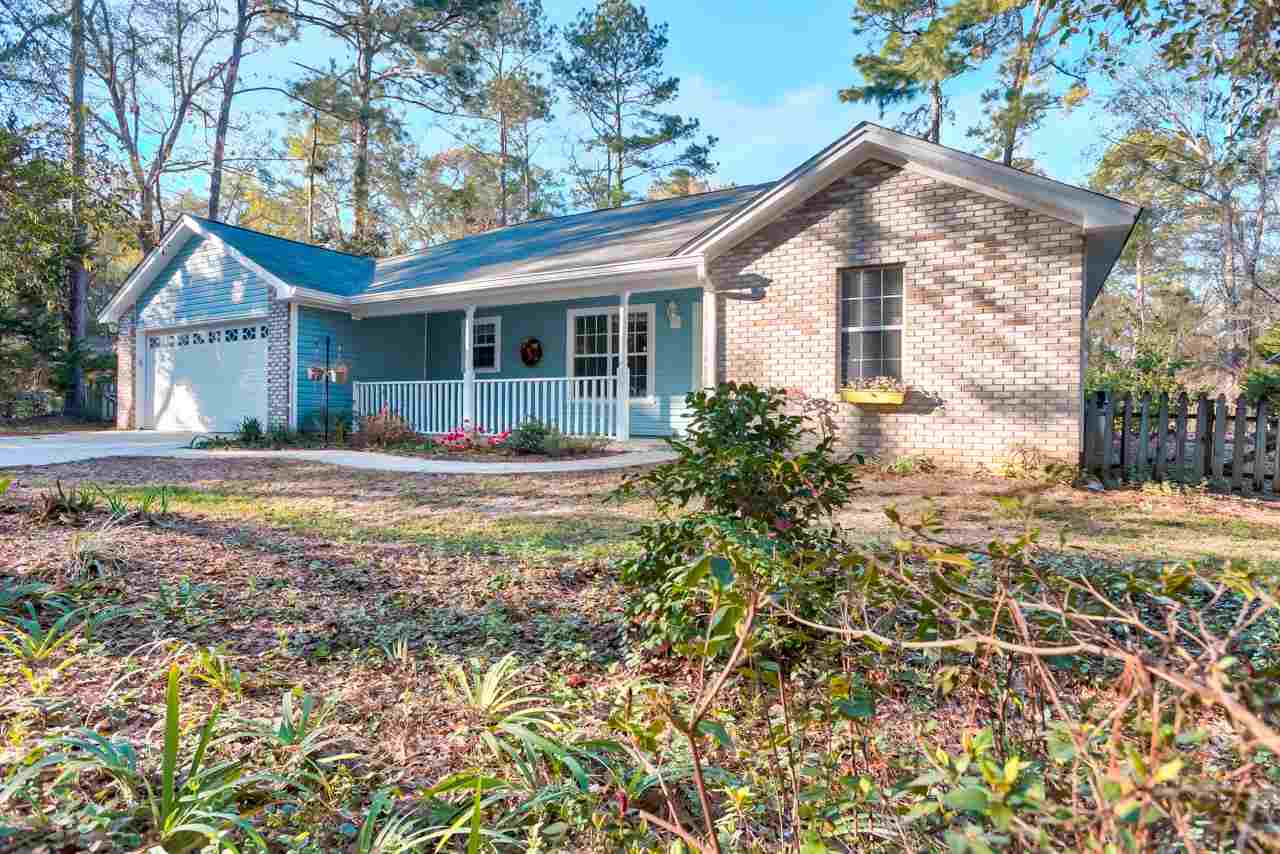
<box><xmin>352</xmin><ymin>254</ymin><xmax>701</xmax><ymax>306</ymax></box>
<box><xmin>284</xmin><ymin>286</ymin><xmax>351</xmax><ymax>310</ymax></box>
<box><xmin>353</xmin><ymin>267</ymin><xmax>702</xmax><ymax>319</ymax></box>
<box><xmin>879</xmin><ymin>129</ymin><xmax>1137</xmax><ymax>232</ymax></box>
<box><xmin>98</xmin><ymin>218</ymin><xmax>199</xmax><ymax>324</ymax></box>
<box><xmin>680</xmin><ymin>123</ymin><xmax>1140</xmax><ymax>262</ymax></box>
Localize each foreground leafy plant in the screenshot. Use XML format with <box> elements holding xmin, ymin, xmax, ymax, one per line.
<box><xmin>34</xmin><ymin>480</ymin><xmax>97</xmax><ymax>524</ymax></box>
<box><xmin>0</xmin><ymin>606</ymin><xmax>84</xmax><ymax>661</ymax></box>
<box><xmin>3</xmin><ymin>665</ymin><xmax>265</xmax><ymax>852</ymax></box>
<box><xmin>615</xmin><ymin>383</ymin><xmax>858</xmax><ymax>654</ymax></box>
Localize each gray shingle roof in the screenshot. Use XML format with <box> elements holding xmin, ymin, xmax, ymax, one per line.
<box><xmin>192</xmin><ymin>217</ymin><xmax>375</xmax><ymax>296</ymax></box>
<box><xmin>194</xmin><ymin>184</ymin><xmax>771</xmax><ymax>299</ymax></box>
<box><xmin>368</xmin><ymin>183</ymin><xmax>771</xmax><ymax>296</ymax></box>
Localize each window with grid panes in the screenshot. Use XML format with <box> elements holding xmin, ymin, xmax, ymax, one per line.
<box><xmin>471</xmin><ymin>318</ymin><xmax>499</xmax><ymax>371</ymax></box>
<box><xmin>840</xmin><ymin>265</ymin><xmax>903</xmax><ymax>383</ymax></box>
<box><xmin>570</xmin><ymin>309</ymin><xmax>650</xmax><ymax>397</ymax></box>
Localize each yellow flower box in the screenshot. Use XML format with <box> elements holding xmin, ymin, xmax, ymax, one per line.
<box><xmin>841</xmin><ymin>389</ymin><xmax>906</xmax><ymax>405</ymax></box>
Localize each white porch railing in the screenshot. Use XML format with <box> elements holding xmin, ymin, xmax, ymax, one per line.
<box><xmin>353</xmin><ymin>376</ymin><xmax>621</xmax><ymax>438</ymax></box>
<box><xmin>355</xmin><ymin>380</ymin><xmax>465</xmax><ymax>435</ymax></box>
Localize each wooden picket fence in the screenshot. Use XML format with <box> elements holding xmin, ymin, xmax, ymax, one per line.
<box><xmin>1083</xmin><ymin>393</ymin><xmax>1278</xmax><ymax>496</ymax></box>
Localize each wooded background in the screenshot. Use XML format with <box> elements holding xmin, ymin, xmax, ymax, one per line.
<box><xmin>0</xmin><ymin>0</ymin><xmax>1276</xmax><ymax>418</ymax></box>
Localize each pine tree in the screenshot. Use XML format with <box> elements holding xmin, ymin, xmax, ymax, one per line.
<box><xmin>840</xmin><ymin>0</ymin><xmax>975</xmax><ymax>143</ymax></box>
<box><xmin>551</xmin><ymin>0</ymin><xmax>715</xmax><ymax>209</ymax></box>
<box><xmin>284</xmin><ymin>0</ymin><xmax>497</xmax><ymax>250</ymax></box>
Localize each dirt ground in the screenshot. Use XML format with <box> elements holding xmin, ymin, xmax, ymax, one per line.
<box><xmin>1</xmin><ymin>455</ymin><xmax>1276</xmax><ymax>850</ymax></box>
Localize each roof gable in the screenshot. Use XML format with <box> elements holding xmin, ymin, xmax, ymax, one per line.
<box><xmin>677</xmin><ymin>123</ymin><xmax>1140</xmax><ymax>262</ymax></box>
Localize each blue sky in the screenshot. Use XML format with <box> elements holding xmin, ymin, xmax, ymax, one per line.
<box><xmin>231</xmin><ymin>0</ymin><xmax>1116</xmax><ymax>205</ymax></box>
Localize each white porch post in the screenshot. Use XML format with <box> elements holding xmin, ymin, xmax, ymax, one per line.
<box><xmin>701</xmin><ymin>287</ymin><xmax>718</xmax><ymax>389</ymax></box>
<box><xmin>463</xmin><ymin>305</ymin><xmax>476</xmax><ymax>426</ymax></box>
<box><xmin>616</xmin><ymin>291</ymin><xmax>631</xmax><ymax>441</ymax></box>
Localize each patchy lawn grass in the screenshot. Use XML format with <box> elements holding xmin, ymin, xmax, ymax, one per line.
<box><xmin>0</xmin><ymin>456</ymin><xmax>1276</xmax><ymax>850</ymax></box>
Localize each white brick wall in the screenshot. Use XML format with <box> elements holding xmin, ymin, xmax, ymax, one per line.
<box><xmin>115</xmin><ymin>314</ymin><xmax>136</xmax><ymax>430</ymax></box>
<box><xmin>710</xmin><ymin>160</ymin><xmax>1084</xmax><ymax>466</ymax></box>
<box><xmin>267</xmin><ymin>293</ymin><xmax>291</xmax><ymax>430</ymax></box>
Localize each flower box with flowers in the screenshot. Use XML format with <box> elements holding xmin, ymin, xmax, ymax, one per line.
<box><xmin>841</xmin><ymin>376</ymin><xmax>908</xmax><ymax>405</ymax></box>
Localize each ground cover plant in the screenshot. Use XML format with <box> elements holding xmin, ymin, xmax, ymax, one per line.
<box><xmin>1</xmin><ymin>388</ymin><xmax>1278</xmax><ymax>851</ymax></box>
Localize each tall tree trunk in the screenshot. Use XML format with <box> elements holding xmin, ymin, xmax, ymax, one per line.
<box><xmin>307</xmin><ymin>111</ymin><xmax>319</xmax><ymax>242</ymax></box>
<box><xmin>66</xmin><ymin>0</ymin><xmax>89</xmax><ymax>417</ymax></box>
<box><xmin>351</xmin><ymin>35</ymin><xmax>373</xmax><ymax>243</ymax></box>
<box><xmin>1134</xmin><ymin>234</ymin><xmax>1147</xmax><ymax>335</ymax></box>
<box><xmin>613</xmin><ymin>100</ymin><xmax>623</xmax><ymax>206</ymax></box>
<box><xmin>520</xmin><ymin>118</ymin><xmax>532</xmax><ymax>216</ymax></box>
<box><xmin>1220</xmin><ymin>197</ymin><xmax>1243</xmax><ymax>369</ymax></box>
<box><xmin>137</xmin><ymin>185</ymin><xmax>157</xmax><ymax>253</ymax></box>
<box><xmin>1000</xmin><ymin>0</ymin><xmax>1049</xmax><ymax>166</ymax></box>
<box><xmin>928</xmin><ymin>80</ymin><xmax>943</xmax><ymax>144</ymax></box>
<box><xmin>209</xmin><ymin>0</ymin><xmax>250</xmax><ymax>220</ymax></box>
<box><xmin>1243</xmin><ymin>116</ymin><xmax>1274</xmax><ymax>368</ymax></box>
<box><xmin>498</xmin><ymin>110</ymin><xmax>509</xmax><ymax>226</ymax></box>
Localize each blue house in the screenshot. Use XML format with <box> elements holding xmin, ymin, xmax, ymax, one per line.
<box><xmin>100</xmin><ymin>124</ymin><xmax>1139</xmax><ymax>462</ymax></box>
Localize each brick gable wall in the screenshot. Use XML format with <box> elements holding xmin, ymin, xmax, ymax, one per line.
<box><xmin>709</xmin><ymin>160</ymin><xmax>1084</xmax><ymax>466</ymax></box>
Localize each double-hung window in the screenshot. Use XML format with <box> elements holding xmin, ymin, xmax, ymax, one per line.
<box><xmin>469</xmin><ymin>317</ymin><xmax>500</xmax><ymax>373</ymax></box>
<box><xmin>840</xmin><ymin>265</ymin><xmax>903</xmax><ymax>383</ymax></box>
<box><xmin>566</xmin><ymin>305</ymin><xmax>655</xmax><ymax>398</ymax></box>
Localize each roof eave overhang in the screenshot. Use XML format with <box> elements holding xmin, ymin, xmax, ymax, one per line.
<box><xmin>98</xmin><ymin>218</ymin><xmax>198</xmax><ymax>324</ymax></box>
<box><xmin>284</xmin><ymin>254</ymin><xmax>704</xmax><ymax>317</ymax></box>
<box><xmin>676</xmin><ymin>123</ymin><xmax>1141</xmax><ymax>263</ymax></box>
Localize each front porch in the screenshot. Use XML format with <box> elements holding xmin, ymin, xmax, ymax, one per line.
<box><xmin>293</xmin><ymin>287</ymin><xmax>709</xmax><ymax>441</ymax></box>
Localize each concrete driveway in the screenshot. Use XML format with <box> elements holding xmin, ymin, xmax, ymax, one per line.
<box><xmin>0</xmin><ymin>430</ymin><xmax>674</xmax><ymax>473</ymax></box>
<box><xmin>0</xmin><ymin>430</ymin><xmax>197</xmax><ymax>468</ymax></box>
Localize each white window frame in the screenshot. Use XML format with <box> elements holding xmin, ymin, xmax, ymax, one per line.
<box><xmin>840</xmin><ymin>265</ymin><xmax>905</xmax><ymax>385</ymax></box>
<box><xmin>565</xmin><ymin>303</ymin><xmax>656</xmax><ymax>402</ymax></box>
<box><xmin>463</xmin><ymin>315</ymin><xmax>501</xmax><ymax>374</ymax></box>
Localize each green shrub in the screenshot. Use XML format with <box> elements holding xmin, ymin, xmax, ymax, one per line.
<box><xmin>879</xmin><ymin>453</ymin><xmax>936</xmax><ymax>475</ymax></box>
<box><xmin>500</xmin><ymin>420</ymin><xmax>608</xmax><ymax>457</ymax></box>
<box><xmin>542</xmin><ymin>430</ymin><xmax>608</xmax><ymax>458</ymax></box>
<box><xmin>236</xmin><ymin>416</ymin><xmax>264</xmax><ymax>444</ymax></box>
<box><xmin>502</xmin><ymin>419</ymin><xmax>553</xmax><ymax>454</ymax></box>
<box><xmin>614</xmin><ymin>383</ymin><xmax>859</xmax><ymax>655</ymax></box>
<box><xmin>1242</xmin><ymin>366</ymin><xmax>1280</xmax><ymax>406</ymax></box>
<box><xmin>352</xmin><ymin>405</ymin><xmax>418</xmax><ymax>448</ymax></box>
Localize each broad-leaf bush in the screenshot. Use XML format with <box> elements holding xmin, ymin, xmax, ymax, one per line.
<box><xmin>614</xmin><ymin>383</ymin><xmax>859</xmax><ymax>654</ymax></box>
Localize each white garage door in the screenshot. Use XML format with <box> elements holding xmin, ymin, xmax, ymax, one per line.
<box><xmin>147</xmin><ymin>322</ymin><xmax>269</xmax><ymax>432</ymax></box>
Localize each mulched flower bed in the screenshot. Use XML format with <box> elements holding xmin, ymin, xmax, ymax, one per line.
<box><xmin>195</xmin><ymin>439</ymin><xmax>622</xmax><ymax>463</ymax></box>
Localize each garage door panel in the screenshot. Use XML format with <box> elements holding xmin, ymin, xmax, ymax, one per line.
<box><xmin>148</xmin><ymin>322</ymin><xmax>268</xmax><ymax>432</ymax></box>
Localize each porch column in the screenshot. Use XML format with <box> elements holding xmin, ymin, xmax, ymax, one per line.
<box><xmin>616</xmin><ymin>291</ymin><xmax>631</xmax><ymax>441</ymax></box>
<box><xmin>701</xmin><ymin>287</ymin><xmax>718</xmax><ymax>389</ymax></box>
<box><xmin>463</xmin><ymin>305</ymin><xmax>476</xmax><ymax>426</ymax></box>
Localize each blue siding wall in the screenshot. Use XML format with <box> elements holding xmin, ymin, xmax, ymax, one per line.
<box><xmin>354</xmin><ymin>314</ymin><xmax>427</xmax><ymax>382</ymax></box>
<box><xmin>296</xmin><ymin>308</ymin><xmax>426</xmax><ymax>431</ymax></box>
<box><xmin>423</xmin><ymin>288</ymin><xmax>701</xmax><ymax>436</ymax></box>
<box><xmin>137</xmin><ymin>235</ymin><xmax>271</xmax><ymax>328</ymax></box>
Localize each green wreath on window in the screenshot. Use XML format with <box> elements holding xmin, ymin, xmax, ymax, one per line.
<box><xmin>520</xmin><ymin>337</ymin><xmax>543</xmax><ymax>367</ymax></box>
